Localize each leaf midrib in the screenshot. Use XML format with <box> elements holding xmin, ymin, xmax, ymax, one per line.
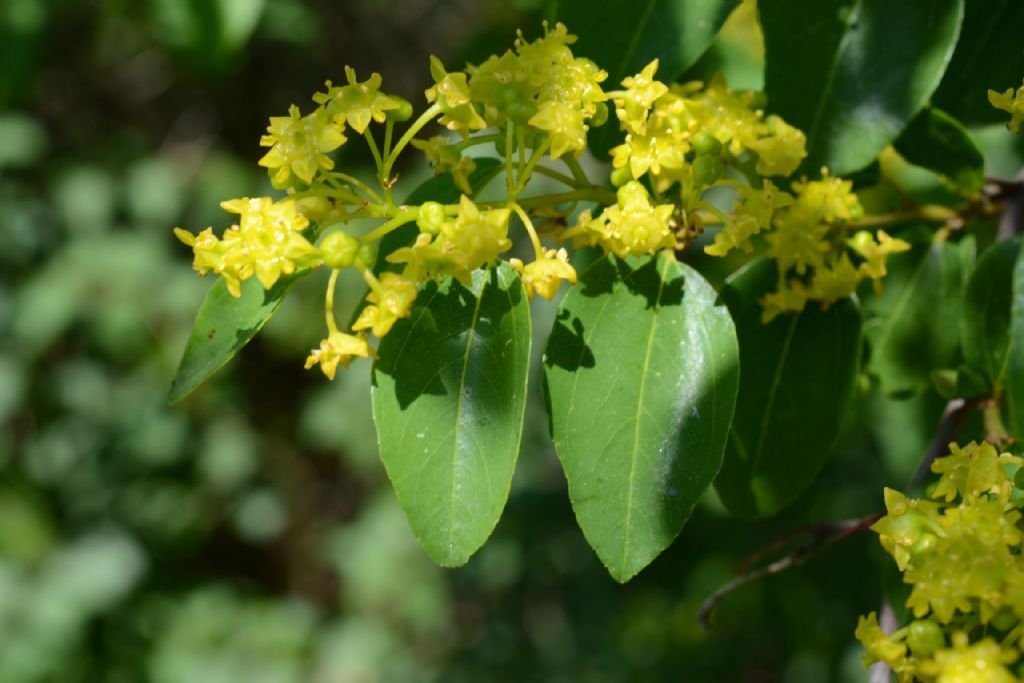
<box><xmin>804</xmin><ymin>0</ymin><xmax>863</xmax><ymax>156</ymax></box>
<box><xmin>620</xmin><ymin>255</ymin><xmax>671</xmax><ymax>574</ymax></box>
<box><xmin>447</xmin><ymin>275</ymin><xmax>490</xmax><ymax>557</ymax></box>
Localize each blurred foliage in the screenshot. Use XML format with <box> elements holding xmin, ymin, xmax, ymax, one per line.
<box><xmin>1</xmin><ymin>1</ymin><xmax>1022</xmax><ymax>682</ymax></box>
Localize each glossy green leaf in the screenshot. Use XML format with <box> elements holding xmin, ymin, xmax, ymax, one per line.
<box><xmin>1005</xmin><ymin>238</ymin><xmax>1024</xmax><ymax>436</ymax></box>
<box><xmin>866</xmin><ymin>232</ymin><xmax>973</xmax><ymax>396</ymax></box>
<box><xmin>760</xmin><ymin>0</ymin><xmax>964</xmax><ymax>175</ymax></box>
<box><xmin>961</xmin><ymin>236</ymin><xmax>1019</xmax><ymax>385</ymax></box>
<box><xmin>543</xmin><ymin>254</ymin><xmax>739</xmax><ymax>582</ymax></box>
<box><xmin>932</xmin><ymin>0</ymin><xmax>1024</xmax><ymax>126</ymax></box>
<box><xmin>554</xmin><ymin>0</ymin><xmax>739</xmax><ymax>157</ymax></box>
<box><xmin>168</xmin><ymin>274</ymin><xmax>299</xmax><ymax>404</ymax></box>
<box><xmin>714</xmin><ymin>260</ymin><xmax>861</xmax><ymax>518</ymax></box>
<box><xmin>893</xmin><ymin>107</ymin><xmax>984</xmax><ymax>193</ymax></box>
<box><xmin>371</xmin><ymin>263</ymin><xmax>531</xmax><ymax>567</ymax></box>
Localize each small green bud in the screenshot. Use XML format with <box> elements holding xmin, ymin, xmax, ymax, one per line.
<box><xmin>589</xmin><ymin>101</ymin><xmax>609</xmax><ymax>128</ymax></box>
<box><xmin>691</xmin><ymin>131</ymin><xmax>722</xmax><ymax>156</ymax></box>
<box><xmin>355</xmin><ymin>242</ymin><xmax>378</xmax><ymax>269</ymax></box>
<box><xmin>693</xmin><ymin>154</ymin><xmax>723</xmax><ymax>187</ymax></box>
<box><xmin>387</xmin><ymin>96</ymin><xmax>414</xmax><ymax>122</ymax></box>
<box><xmin>906</xmin><ymin>620</ymin><xmax>944</xmax><ymax>658</ymax></box>
<box><xmin>417</xmin><ymin>201</ymin><xmax>446</xmax><ymax>234</ymax></box>
<box><xmin>320</xmin><ymin>231</ymin><xmax>360</xmax><ymax>269</ymax></box>
<box><xmin>990</xmin><ymin>608</ymin><xmax>1018</xmax><ymax>631</ymax></box>
<box><xmin>610</xmin><ymin>166</ymin><xmax>633</xmax><ymax>187</ymax></box>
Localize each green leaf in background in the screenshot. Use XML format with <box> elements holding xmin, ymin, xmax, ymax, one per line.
<box><xmin>893</xmin><ymin>107</ymin><xmax>984</xmax><ymax>194</ymax></box>
<box><xmin>553</xmin><ymin>0</ymin><xmax>740</xmax><ymax>157</ymax></box>
<box><xmin>371</xmin><ymin>263</ymin><xmax>531</xmax><ymax>567</ymax></box>
<box><xmin>932</xmin><ymin>0</ymin><xmax>1024</xmax><ymax>127</ymax></box>
<box><xmin>714</xmin><ymin>260</ymin><xmax>861</xmax><ymax>519</ymax></box>
<box><xmin>961</xmin><ymin>237</ymin><xmax>1019</xmax><ymax>386</ymax></box>
<box><xmin>1005</xmin><ymin>238</ymin><xmax>1024</xmax><ymax>436</ymax></box>
<box><xmin>866</xmin><ymin>230</ymin><xmax>973</xmax><ymax>397</ymax></box>
<box><xmin>760</xmin><ymin>0</ymin><xmax>964</xmax><ymax>175</ymax></box>
<box><xmin>168</xmin><ymin>274</ymin><xmax>300</xmax><ymax>404</ymax></box>
<box><xmin>543</xmin><ymin>254</ymin><xmax>739</xmax><ymax>582</ymax></box>
<box><xmin>374</xmin><ymin>158</ymin><xmax>502</xmax><ymax>273</ymax></box>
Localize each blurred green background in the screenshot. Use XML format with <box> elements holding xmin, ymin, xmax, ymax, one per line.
<box><xmin>2</xmin><ymin>2</ymin><xmax>1019</xmax><ymax>681</ymax></box>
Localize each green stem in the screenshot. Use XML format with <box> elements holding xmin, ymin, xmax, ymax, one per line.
<box><xmin>361</xmin><ymin>210</ymin><xmax>419</xmax><ymax>243</ymax></box>
<box><xmin>512</xmin><ymin>203</ymin><xmax>544</xmax><ymax>259</ymax></box>
<box><xmin>505</xmin><ymin>122</ymin><xmax>516</xmax><ymax>195</ymax></box>
<box><xmin>532</xmin><ymin>165</ymin><xmax>580</xmax><ymax>188</ymax></box>
<box><xmin>364</xmin><ymin>129</ymin><xmax>384</xmax><ymax>175</ymax></box>
<box><xmin>512</xmin><ymin>187</ymin><xmax>616</xmax><ymax>210</ymax></box>
<box><xmin>384</xmin><ymin>103</ymin><xmax>443</xmax><ymax>176</ymax></box>
<box><xmin>325</xmin><ymin>268</ymin><xmax>341</xmax><ymax>335</ymax></box>
<box><xmin>383</xmin><ymin>119</ymin><xmax>394</xmax><ymax>162</ymax></box>
<box><xmin>514</xmin><ymin>139</ymin><xmax>552</xmax><ymax>197</ymax></box>
<box><xmin>289</xmin><ymin>187</ymin><xmax>364</xmax><ymax>205</ymax></box>
<box><xmin>698</xmin><ymin>200</ymin><xmax>731</xmax><ymax>225</ymax></box>
<box><xmin>564</xmin><ymin>156</ymin><xmax>591</xmax><ymax>187</ymax></box>
<box><xmin>329</xmin><ymin>172</ymin><xmax>382</xmax><ymax>204</ymax></box>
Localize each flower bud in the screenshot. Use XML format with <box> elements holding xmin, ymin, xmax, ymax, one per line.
<box><xmin>906</xmin><ymin>620</ymin><xmax>944</xmax><ymax>658</ymax></box>
<box><xmin>610</xmin><ymin>166</ymin><xmax>633</xmax><ymax>187</ymax></box>
<box><xmin>691</xmin><ymin>131</ymin><xmax>722</xmax><ymax>157</ymax></box>
<box><xmin>320</xmin><ymin>231</ymin><xmax>360</xmax><ymax>269</ymax></box>
<box><xmin>387</xmin><ymin>96</ymin><xmax>414</xmax><ymax>122</ymax></box>
<box><xmin>506</xmin><ymin>99</ymin><xmax>537</xmax><ymax>125</ymax></box>
<box><xmin>589</xmin><ymin>101</ymin><xmax>609</xmax><ymax>128</ymax></box>
<box><xmin>693</xmin><ymin>154</ymin><xmax>723</xmax><ymax>187</ymax></box>
<box><xmin>417</xmin><ymin>201</ymin><xmax>446</xmax><ymax>235</ymax></box>
<box><xmin>355</xmin><ymin>242</ymin><xmax>378</xmax><ymax>269</ymax></box>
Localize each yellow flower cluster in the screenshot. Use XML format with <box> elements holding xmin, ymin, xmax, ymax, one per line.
<box><xmin>562</xmin><ymin>181</ymin><xmax>676</xmax><ymax>257</ymax></box>
<box><xmin>707</xmin><ymin>172</ymin><xmax>909</xmax><ymax>322</ymax></box>
<box><xmin>174</xmin><ymin>197</ymin><xmax>321</xmax><ymax>297</ymax></box>
<box><xmin>989</xmin><ymin>80</ymin><xmax>1024</xmax><ymax>132</ymax></box>
<box><xmin>608</xmin><ymin>63</ymin><xmax>806</xmax><ymax>196</ymax></box>
<box><xmin>856</xmin><ymin>441</ymin><xmax>1024</xmax><ymax>682</ymax></box>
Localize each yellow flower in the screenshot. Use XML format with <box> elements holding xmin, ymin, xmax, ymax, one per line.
<box><xmin>175</xmin><ymin>197</ymin><xmax>319</xmax><ymax>297</ymax></box>
<box><xmin>765</xmin><ymin>205</ymin><xmax>830</xmax><ymax>275</ymax></box>
<box><xmin>855</xmin><ymin>612</ymin><xmax>908</xmax><ymax>669</ymax></box>
<box><xmin>313</xmin><ymin>67</ymin><xmax>400</xmax><ymax>134</ymax></box>
<box><xmin>387</xmin><ymin>232</ymin><xmax>467</xmax><ymax>283</ymax></box>
<box><xmin>353</xmin><ymin>272</ymin><xmax>419</xmax><ymax>338</ymax></box>
<box><xmin>872</xmin><ymin>487</ymin><xmax>945</xmax><ymax>572</ymax></box>
<box><xmin>259</xmin><ymin>105</ymin><xmax>346</xmax><ymax>185</ymax></box>
<box><xmin>510</xmin><ymin>248</ymin><xmax>577</xmax><ymax>300</ymax></box>
<box><xmin>425</xmin><ymin>56</ymin><xmax>487</xmax><ymax>136</ymax></box>
<box><xmin>759</xmin><ymin>279</ymin><xmax>808</xmax><ymax>323</ymax></box>
<box><xmin>848</xmin><ymin>230</ymin><xmax>911</xmax><ymax>294</ymax></box>
<box><xmin>440</xmin><ymin>195</ymin><xmax>513</xmax><ymax>273</ymax></box>
<box><xmin>529</xmin><ymin>100</ymin><xmax>587</xmax><ymax>159</ymax></box>
<box><xmin>602</xmin><ymin>181</ymin><xmax>676</xmax><ymax>256</ymax></box>
<box><xmin>705</xmin><ymin>181</ymin><xmax>793</xmax><ymax>257</ymax></box>
<box><xmin>988</xmin><ymin>81</ymin><xmax>1024</xmax><ymax>132</ymax></box>
<box><xmin>808</xmin><ymin>253</ymin><xmax>861</xmax><ymax>302</ymax></box>
<box><xmin>610</xmin><ymin>60</ymin><xmax>668</xmax><ymax>135</ymax></box>
<box><xmin>930</xmin><ymin>441</ymin><xmax>1022</xmax><ymax>504</ymax></box>
<box><xmin>749</xmin><ymin>115</ymin><xmax>807</xmax><ymax>177</ymax></box>
<box><xmin>924</xmin><ymin>633</ymin><xmax>1018</xmax><ymax>683</ymax></box>
<box><xmin>304</xmin><ymin>331</ymin><xmax>374</xmax><ymax>380</ymax></box>
<box><xmin>792</xmin><ymin>172</ymin><xmax>863</xmax><ymax>223</ymax></box>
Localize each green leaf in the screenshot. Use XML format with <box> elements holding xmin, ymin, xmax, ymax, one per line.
<box><xmin>1005</xmin><ymin>238</ymin><xmax>1024</xmax><ymax>436</ymax></box>
<box><xmin>866</xmin><ymin>231</ymin><xmax>973</xmax><ymax>396</ymax></box>
<box><xmin>932</xmin><ymin>0</ymin><xmax>1024</xmax><ymax>126</ymax></box>
<box><xmin>168</xmin><ymin>275</ymin><xmax>299</xmax><ymax>404</ymax></box>
<box><xmin>961</xmin><ymin>237</ymin><xmax>1019</xmax><ymax>385</ymax></box>
<box><xmin>893</xmin><ymin>107</ymin><xmax>984</xmax><ymax>193</ymax></box>
<box><xmin>543</xmin><ymin>254</ymin><xmax>739</xmax><ymax>582</ymax></box>
<box><xmin>760</xmin><ymin>0</ymin><xmax>964</xmax><ymax>175</ymax></box>
<box><xmin>554</xmin><ymin>0</ymin><xmax>740</xmax><ymax>157</ymax></box>
<box><xmin>371</xmin><ymin>263</ymin><xmax>531</xmax><ymax>567</ymax></box>
<box><xmin>714</xmin><ymin>260</ymin><xmax>861</xmax><ymax>518</ymax></box>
